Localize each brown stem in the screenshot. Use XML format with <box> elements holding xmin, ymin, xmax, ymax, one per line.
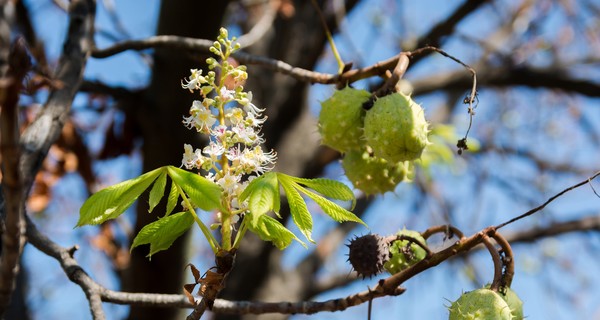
<box><xmin>421</xmin><ymin>225</ymin><xmax>465</xmax><ymax>240</ymax></box>
<box><xmin>385</xmin><ymin>234</ymin><xmax>432</xmax><ymax>257</ymax></box>
<box><xmin>491</xmin><ymin>232</ymin><xmax>514</xmax><ymax>288</ymax></box>
<box><xmin>481</xmin><ymin>235</ymin><xmax>503</xmax><ymax>292</ymax></box>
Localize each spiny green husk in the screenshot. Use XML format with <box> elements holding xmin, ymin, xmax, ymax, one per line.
<box><xmin>383</xmin><ymin>229</ymin><xmax>427</xmax><ymax>274</ymax></box>
<box><xmin>342</xmin><ymin>149</ymin><xmax>411</xmax><ymax>195</ymax></box>
<box><xmin>364</xmin><ymin>93</ymin><xmax>430</xmax><ymax>162</ymax></box>
<box><xmin>448</xmin><ymin>288</ymin><xmax>512</xmax><ymax>320</ymax></box>
<box><xmin>485</xmin><ymin>285</ymin><xmax>523</xmax><ymax>320</ymax></box>
<box><xmin>319</xmin><ymin>87</ymin><xmax>371</xmax><ymax>153</ymax></box>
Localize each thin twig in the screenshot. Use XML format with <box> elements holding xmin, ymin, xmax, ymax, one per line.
<box><xmin>310</xmin><ymin>0</ymin><xmax>345</xmax><ymax>74</ymax></box>
<box><xmin>421</xmin><ymin>225</ymin><xmax>465</xmax><ymax>240</ymax></box>
<box><xmin>481</xmin><ymin>235</ymin><xmax>502</xmax><ymax>291</ymax></box>
<box><xmin>91</xmin><ymin>36</ymin><xmax>476</xmax><ymax>90</ymax></box>
<box><xmin>491</xmin><ymin>232</ymin><xmax>514</xmax><ymax>288</ymax></box>
<box><xmin>495</xmin><ymin>171</ymin><xmax>600</xmax><ymax>229</ymax></box>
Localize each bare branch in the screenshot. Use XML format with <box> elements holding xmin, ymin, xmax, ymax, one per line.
<box><xmin>0</xmin><ymin>0</ymin><xmax>96</xmax><ymax>316</ymax></box>
<box><xmin>411</xmin><ymin>0</ymin><xmax>488</xmax><ymax>66</ymax></box>
<box><xmin>26</xmin><ymin>218</ymin><xmax>106</xmax><ymax>319</ymax></box>
<box><xmin>80</xmin><ymin>79</ymin><xmax>137</xmax><ymax>100</ymax></box>
<box><xmin>0</xmin><ymin>39</ymin><xmax>30</xmax><ymax>315</ymax></box>
<box><xmin>412</xmin><ymin>65</ymin><xmax>600</xmax><ymax>98</ymax></box>
<box><xmin>237</xmin><ymin>1</ymin><xmax>276</xmax><ymax>48</ymax></box>
<box><xmin>504</xmin><ymin>214</ymin><xmax>600</xmax><ymax>243</ymax></box>
<box><xmin>495</xmin><ymin>171</ymin><xmax>600</xmax><ymax>229</ymax></box>
<box><xmin>18</xmin><ymin>0</ymin><xmax>96</xmax><ymax>189</ymax></box>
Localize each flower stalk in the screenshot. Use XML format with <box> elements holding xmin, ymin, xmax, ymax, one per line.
<box><xmin>181</xmin><ymin>28</ymin><xmax>276</xmax><ymax>251</ymax></box>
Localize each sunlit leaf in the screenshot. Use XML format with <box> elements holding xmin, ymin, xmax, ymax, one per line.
<box><xmin>240</xmin><ymin>172</ymin><xmax>281</xmax><ymax>224</ymax></box>
<box><xmin>247</xmin><ymin>213</ymin><xmax>303</xmax><ymax>250</ymax></box>
<box><xmin>295</xmin><ymin>184</ymin><xmax>366</xmax><ymax>226</ymax></box>
<box><xmin>77</xmin><ymin>168</ymin><xmax>163</xmax><ymax>227</ymax></box>
<box><xmin>167</xmin><ymin>166</ymin><xmax>223</xmax><ymax>211</ymax></box>
<box><xmin>131</xmin><ymin>211</ymin><xmax>194</xmax><ymax>257</ymax></box>
<box><xmin>165</xmin><ymin>180</ymin><xmax>179</xmax><ymax>217</ymax></box>
<box><xmin>282</xmin><ymin>173</ymin><xmax>356</xmax><ymax>209</ymax></box>
<box><xmin>278</xmin><ymin>175</ymin><xmax>314</xmax><ymax>243</ymax></box>
<box><xmin>148</xmin><ymin>171</ymin><xmax>167</xmax><ymax>213</ymax></box>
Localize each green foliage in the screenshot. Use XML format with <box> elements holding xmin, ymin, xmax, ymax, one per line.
<box><xmin>240</xmin><ymin>172</ymin><xmax>364</xmax><ymax>249</ymax></box>
<box><xmin>77</xmin><ymin>165</ymin><xmax>223</xmax><ymax>255</ymax></box>
<box><xmin>77</xmin><ymin>166</ymin><xmax>221</xmax><ymax>227</ymax></box>
<box><xmin>78</xmin><ymin>28</ymin><xmax>367</xmax><ymax>256</ymax></box>
<box><xmin>246</xmin><ymin>214</ymin><xmax>301</xmax><ymax>250</ymax></box>
<box><xmin>77</xmin><ymin>168</ymin><xmax>163</xmax><ymax>227</ymax></box>
<box><xmin>148</xmin><ymin>171</ymin><xmax>167</xmax><ymax>213</ymax></box>
<box><xmin>131</xmin><ymin>211</ymin><xmax>195</xmax><ymax>257</ymax></box>
<box><xmin>240</xmin><ymin>172</ymin><xmax>281</xmax><ymax>224</ymax></box>
<box><xmin>166</xmin><ymin>166</ymin><xmax>223</xmax><ymax>211</ymax></box>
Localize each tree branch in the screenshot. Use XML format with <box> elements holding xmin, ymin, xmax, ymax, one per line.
<box><xmin>412</xmin><ymin>65</ymin><xmax>600</xmax><ymax>98</ymax></box>
<box><xmin>18</xmin><ymin>0</ymin><xmax>96</xmax><ymax>189</ymax></box>
<box><xmin>411</xmin><ymin>0</ymin><xmax>489</xmax><ymax>66</ymax></box>
<box><xmin>496</xmin><ymin>171</ymin><xmax>600</xmax><ymax>229</ymax></box>
<box><xmin>25</xmin><ymin>203</ymin><xmax>600</xmax><ymax>317</ymax></box>
<box><xmin>26</xmin><ymin>217</ymin><xmax>106</xmax><ymax>319</ymax></box>
<box><xmin>0</xmin><ymin>0</ymin><xmax>96</xmax><ymax>316</ymax></box>
<box><xmin>504</xmin><ymin>214</ymin><xmax>600</xmax><ymax>243</ymax></box>
<box><xmin>0</xmin><ymin>39</ymin><xmax>29</xmax><ymax>316</ymax></box>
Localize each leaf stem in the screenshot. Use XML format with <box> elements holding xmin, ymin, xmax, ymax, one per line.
<box><xmin>232</xmin><ymin>216</ymin><xmax>249</xmax><ymax>249</ymax></box>
<box><xmin>310</xmin><ymin>0</ymin><xmax>344</xmax><ymax>74</ymax></box>
<box><xmin>176</xmin><ymin>184</ymin><xmax>220</xmax><ymax>253</ymax></box>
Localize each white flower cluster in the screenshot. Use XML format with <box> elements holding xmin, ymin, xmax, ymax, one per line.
<box><xmin>180</xmin><ymin>28</ymin><xmax>276</xmax><ymax>214</ymax></box>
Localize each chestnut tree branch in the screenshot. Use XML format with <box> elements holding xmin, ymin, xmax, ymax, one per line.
<box><xmin>24</xmin><ymin>188</ymin><xmax>600</xmax><ymax>317</ymax></box>
<box><xmin>496</xmin><ymin>171</ymin><xmax>600</xmax><ymax>229</ymax></box>
<box><xmin>0</xmin><ymin>39</ymin><xmax>29</xmax><ymax>316</ymax></box>
<box><xmin>412</xmin><ymin>65</ymin><xmax>600</xmax><ymax>98</ymax></box>
<box><xmin>0</xmin><ymin>0</ymin><xmax>96</xmax><ymax>315</ymax></box>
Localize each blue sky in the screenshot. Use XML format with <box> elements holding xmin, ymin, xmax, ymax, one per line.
<box><xmin>19</xmin><ymin>0</ymin><xmax>600</xmax><ymax>319</ymax></box>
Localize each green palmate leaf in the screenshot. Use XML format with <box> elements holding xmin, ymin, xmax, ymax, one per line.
<box><xmin>295</xmin><ymin>184</ymin><xmax>366</xmax><ymax>226</ymax></box>
<box><xmin>167</xmin><ymin>166</ymin><xmax>222</xmax><ymax>211</ymax></box>
<box><xmin>131</xmin><ymin>211</ymin><xmax>194</xmax><ymax>257</ymax></box>
<box><xmin>165</xmin><ymin>180</ymin><xmax>179</xmax><ymax>217</ymax></box>
<box><xmin>77</xmin><ymin>168</ymin><xmax>164</xmax><ymax>227</ymax></box>
<box><xmin>278</xmin><ymin>175</ymin><xmax>314</xmax><ymax>243</ymax></box>
<box><xmin>148</xmin><ymin>171</ymin><xmax>167</xmax><ymax>213</ymax></box>
<box><xmin>282</xmin><ymin>174</ymin><xmax>356</xmax><ymax>209</ymax></box>
<box><xmin>247</xmin><ymin>213</ymin><xmax>303</xmax><ymax>250</ymax></box>
<box><xmin>240</xmin><ymin>172</ymin><xmax>281</xmax><ymax>224</ymax></box>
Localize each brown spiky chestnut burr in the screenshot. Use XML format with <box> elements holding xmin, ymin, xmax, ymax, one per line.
<box><xmin>346</xmin><ymin>234</ymin><xmax>390</xmax><ymax>279</ymax></box>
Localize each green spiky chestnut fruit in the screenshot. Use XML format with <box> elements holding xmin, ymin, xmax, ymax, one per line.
<box><xmin>347</xmin><ymin>234</ymin><xmax>390</xmax><ymax>279</ymax></box>
<box><xmin>484</xmin><ymin>285</ymin><xmax>524</xmax><ymax>320</ymax></box>
<box><xmin>448</xmin><ymin>288</ymin><xmax>512</xmax><ymax>320</ymax></box>
<box><xmin>319</xmin><ymin>87</ymin><xmax>372</xmax><ymax>153</ymax></box>
<box><xmin>364</xmin><ymin>93</ymin><xmax>429</xmax><ymax>162</ymax></box>
<box><xmin>342</xmin><ymin>149</ymin><xmax>410</xmax><ymax>195</ymax></box>
<box><xmin>383</xmin><ymin>229</ymin><xmax>427</xmax><ymax>274</ymax></box>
